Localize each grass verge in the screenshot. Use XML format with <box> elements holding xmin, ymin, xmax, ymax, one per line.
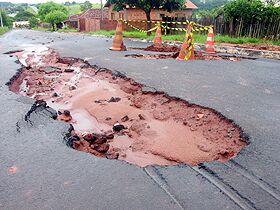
<box><xmin>89</xmin><ymin>30</ymin><xmax>280</xmax><ymax>46</ymax></box>
<box><xmin>33</xmin><ymin>28</ymin><xmax>78</xmax><ymax>33</ymax></box>
<box><xmin>0</xmin><ymin>27</ymin><xmax>9</xmax><ymax>36</ymax></box>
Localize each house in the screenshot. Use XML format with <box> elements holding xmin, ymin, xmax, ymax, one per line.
<box><xmin>65</xmin><ymin>14</ymin><xmax>81</xmax><ymax>29</ymax></box>
<box><xmin>105</xmin><ymin>0</ymin><xmax>198</xmax><ymax>21</ymax></box>
<box><xmin>65</xmin><ymin>8</ymin><xmax>110</xmax><ymax>32</ymax></box>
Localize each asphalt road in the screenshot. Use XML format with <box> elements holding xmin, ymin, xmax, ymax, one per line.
<box><xmin>1</xmin><ymin>30</ymin><xmax>280</xmax><ymax>210</ymax></box>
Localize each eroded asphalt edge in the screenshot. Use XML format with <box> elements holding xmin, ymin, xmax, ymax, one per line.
<box><xmin>1</xmin><ymin>30</ymin><xmax>280</xmax><ymax>210</ymax></box>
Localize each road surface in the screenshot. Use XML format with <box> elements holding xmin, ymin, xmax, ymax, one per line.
<box><xmin>1</xmin><ymin>30</ymin><xmax>280</xmax><ymax>210</ymax></box>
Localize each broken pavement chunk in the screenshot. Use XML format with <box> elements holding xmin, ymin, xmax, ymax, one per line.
<box><xmin>64</xmin><ymin>68</ymin><xmax>74</xmax><ymax>73</ymax></box>
<box><xmin>196</xmin><ymin>113</ymin><xmax>205</xmax><ymax>119</ymax></box>
<box><xmin>108</xmin><ymin>97</ymin><xmax>121</xmax><ymax>103</ymax></box>
<box><xmin>94</xmin><ymin>144</ymin><xmax>110</xmax><ymax>153</ymax></box>
<box><xmin>138</xmin><ymin>114</ymin><xmax>146</xmax><ymax>120</ymax></box>
<box><xmin>121</xmin><ymin>115</ymin><xmax>129</xmax><ymax>122</ymax></box>
<box><xmin>106</xmin><ymin>152</ymin><xmax>119</xmax><ymax>160</ymax></box>
<box><xmin>58</xmin><ymin>110</ymin><xmax>72</xmax><ymax>122</ymax></box>
<box><xmin>113</xmin><ymin>122</ymin><xmax>126</xmax><ymax>132</ymax></box>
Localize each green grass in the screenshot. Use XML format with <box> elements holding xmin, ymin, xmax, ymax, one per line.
<box><xmin>57</xmin><ymin>28</ymin><xmax>78</xmax><ymax>33</ymax></box>
<box><xmin>26</xmin><ymin>7</ymin><xmax>37</xmax><ymax>15</ymax></box>
<box><xmin>0</xmin><ymin>27</ymin><xmax>9</xmax><ymax>35</ymax></box>
<box><xmin>67</xmin><ymin>3</ymin><xmax>102</xmax><ymax>15</ymax></box>
<box><xmin>92</xmin><ymin>3</ymin><xmax>102</xmax><ymax>9</ymax></box>
<box><xmin>33</xmin><ymin>27</ymin><xmax>52</xmax><ymax>32</ymax></box>
<box><xmin>89</xmin><ymin>30</ymin><xmax>280</xmax><ymax>46</ymax></box>
<box><xmin>90</xmin><ymin>30</ymin><xmax>209</xmax><ymax>43</ymax></box>
<box><xmin>67</xmin><ymin>4</ymin><xmax>81</xmax><ymax>15</ymax></box>
<box><xmin>214</xmin><ymin>35</ymin><xmax>280</xmax><ymax>46</ymax></box>
<box><xmin>33</xmin><ymin>27</ymin><xmax>78</xmax><ymax>33</ymax></box>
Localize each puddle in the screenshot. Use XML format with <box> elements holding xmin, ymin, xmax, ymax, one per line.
<box><xmin>7</xmin><ymin>47</ymin><xmax>248</xmax><ymax>167</ymax></box>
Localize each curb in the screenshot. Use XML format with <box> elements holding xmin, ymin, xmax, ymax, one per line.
<box><xmin>196</xmin><ymin>43</ymin><xmax>280</xmax><ymax>60</ymax></box>
<box><xmin>127</xmin><ymin>38</ymin><xmax>280</xmax><ymax>60</ymax></box>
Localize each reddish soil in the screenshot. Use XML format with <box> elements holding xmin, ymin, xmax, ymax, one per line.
<box><xmin>8</xmin><ymin>47</ymin><xmax>248</xmax><ymax>167</ymax></box>
<box><xmin>220</xmin><ymin>43</ymin><xmax>280</xmax><ymax>52</ymax></box>
<box><xmin>130</xmin><ymin>44</ymin><xmax>180</xmax><ymax>53</ymax></box>
<box><xmin>125</xmin><ymin>51</ymin><xmax>250</xmax><ymax>61</ymax></box>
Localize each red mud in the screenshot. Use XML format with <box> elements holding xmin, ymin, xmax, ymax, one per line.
<box><xmin>130</xmin><ymin>45</ymin><xmax>180</xmax><ymax>53</ymax></box>
<box><xmin>8</xmin><ymin>48</ymin><xmax>248</xmax><ymax>167</ymax></box>
<box><xmin>125</xmin><ymin>51</ymin><xmax>247</xmax><ymax>61</ymax></box>
<box><xmin>220</xmin><ymin>43</ymin><xmax>280</xmax><ymax>52</ymax></box>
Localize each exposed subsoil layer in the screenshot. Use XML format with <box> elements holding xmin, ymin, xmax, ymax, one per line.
<box><xmin>130</xmin><ymin>45</ymin><xmax>180</xmax><ymax>53</ymax></box>
<box><xmin>220</xmin><ymin>43</ymin><xmax>280</xmax><ymax>52</ymax></box>
<box><xmin>125</xmin><ymin>51</ymin><xmax>254</xmax><ymax>61</ymax></box>
<box><xmin>8</xmin><ymin>47</ymin><xmax>248</xmax><ymax>167</ymax></box>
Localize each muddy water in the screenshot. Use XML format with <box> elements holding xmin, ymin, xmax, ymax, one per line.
<box><xmin>9</xmin><ymin>47</ymin><xmax>248</xmax><ymax>167</ymax></box>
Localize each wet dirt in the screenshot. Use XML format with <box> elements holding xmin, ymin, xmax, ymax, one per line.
<box><xmin>8</xmin><ymin>47</ymin><xmax>248</xmax><ymax>167</ymax></box>
<box><xmin>220</xmin><ymin>43</ymin><xmax>280</xmax><ymax>52</ymax></box>
<box><xmin>130</xmin><ymin>45</ymin><xmax>180</xmax><ymax>53</ymax></box>
<box><xmin>125</xmin><ymin>51</ymin><xmax>256</xmax><ymax>61</ymax></box>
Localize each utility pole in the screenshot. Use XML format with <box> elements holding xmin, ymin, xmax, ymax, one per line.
<box><xmin>101</xmin><ymin>0</ymin><xmax>103</xmax><ymax>20</ymax></box>
<box><xmin>0</xmin><ymin>10</ymin><xmax>3</xmax><ymax>28</ymax></box>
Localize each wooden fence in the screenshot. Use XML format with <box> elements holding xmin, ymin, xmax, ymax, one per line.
<box><xmin>162</xmin><ymin>16</ymin><xmax>280</xmax><ymax>40</ymax></box>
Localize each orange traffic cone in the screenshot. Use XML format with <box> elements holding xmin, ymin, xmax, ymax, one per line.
<box><xmin>176</xmin><ymin>24</ymin><xmax>195</xmax><ymax>60</ymax></box>
<box><xmin>205</xmin><ymin>27</ymin><xmax>215</xmax><ymax>54</ymax></box>
<box><xmin>153</xmin><ymin>22</ymin><xmax>163</xmax><ymax>48</ymax></box>
<box><xmin>110</xmin><ymin>20</ymin><xmax>127</xmax><ymax>51</ymax></box>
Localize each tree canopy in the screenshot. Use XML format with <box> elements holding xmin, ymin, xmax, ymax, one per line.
<box><xmin>191</xmin><ymin>0</ymin><xmax>231</xmax><ymax>10</ymax></box>
<box><xmin>109</xmin><ymin>0</ymin><xmax>185</xmax><ymax>14</ymax></box>
<box><xmin>15</xmin><ymin>10</ymin><xmax>35</xmax><ymax>21</ymax></box>
<box><xmin>38</xmin><ymin>2</ymin><xmax>68</xmax><ymax>30</ymax></box>
<box><xmin>45</xmin><ymin>11</ymin><xmax>67</xmax><ymax>30</ymax></box>
<box><xmin>38</xmin><ymin>2</ymin><xmax>68</xmax><ymax>22</ymax></box>
<box><xmin>28</xmin><ymin>17</ymin><xmax>39</xmax><ymax>28</ymax></box>
<box><xmin>224</xmin><ymin>0</ymin><xmax>280</xmax><ymax>22</ymax></box>
<box><xmin>80</xmin><ymin>1</ymin><xmax>93</xmax><ymax>11</ymax></box>
<box><xmin>109</xmin><ymin>0</ymin><xmax>185</xmax><ymax>35</ymax></box>
<box><xmin>0</xmin><ymin>10</ymin><xmax>13</xmax><ymax>28</ymax></box>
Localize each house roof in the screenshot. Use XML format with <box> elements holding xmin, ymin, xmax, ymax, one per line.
<box><xmin>185</xmin><ymin>0</ymin><xmax>198</xmax><ymax>9</ymax></box>
<box><xmin>105</xmin><ymin>0</ymin><xmax>198</xmax><ymax>9</ymax></box>
<box><xmin>66</xmin><ymin>14</ymin><xmax>81</xmax><ymax>21</ymax></box>
<box><xmin>79</xmin><ymin>8</ymin><xmax>109</xmax><ymax>19</ymax></box>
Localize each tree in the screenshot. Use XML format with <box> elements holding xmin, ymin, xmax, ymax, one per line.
<box><xmin>45</xmin><ymin>11</ymin><xmax>67</xmax><ymax>31</ymax></box>
<box><xmin>29</xmin><ymin>17</ymin><xmax>39</xmax><ymax>28</ymax></box>
<box><xmin>224</xmin><ymin>0</ymin><xmax>265</xmax><ymax>22</ymax></box>
<box><xmin>108</xmin><ymin>0</ymin><xmax>185</xmax><ymax>35</ymax></box>
<box><xmin>80</xmin><ymin>1</ymin><xmax>93</xmax><ymax>11</ymax></box>
<box><xmin>189</xmin><ymin>0</ymin><xmax>231</xmax><ymax>10</ymax></box>
<box><xmin>15</xmin><ymin>10</ymin><xmax>34</xmax><ymax>21</ymax></box>
<box><xmin>64</xmin><ymin>1</ymin><xmax>71</xmax><ymax>6</ymax></box>
<box><xmin>0</xmin><ymin>10</ymin><xmax>12</xmax><ymax>28</ymax></box>
<box><xmin>38</xmin><ymin>2</ymin><xmax>68</xmax><ymax>31</ymax></box>
<box><xmin>224</xmin><ymin>0</ymin><xmax>280</xmax><ymax>23</ymax></box>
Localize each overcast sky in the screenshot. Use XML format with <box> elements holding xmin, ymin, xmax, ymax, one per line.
<box><xmin>1</xmin><ymin>0</ymin><xmax>101</xmax><ymax>3</ymax></box>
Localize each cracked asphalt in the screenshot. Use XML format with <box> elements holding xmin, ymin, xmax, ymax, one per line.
<box><xmin>1</xmin><ymin>29</ymin><xmax>280</xmax><ymax>210</ymax></box>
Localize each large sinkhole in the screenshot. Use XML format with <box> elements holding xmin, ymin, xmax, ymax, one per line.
<box><xmin>6</xmin><ymin>46</ymin><xmax>248</xmax><ymax>167</ymax></box>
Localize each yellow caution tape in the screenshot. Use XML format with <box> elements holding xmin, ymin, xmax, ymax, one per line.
<box><xmin>185</xmin><ymin>32</ymin><xmax>194</xmax><ymax>60</ymax></box>
<box><xmin>162</xmin><ymin>25</ymin><xmax>211</xmax><ymax>32</ymax></box>
<box><xmin>123</xmin><ymin>20</ymin><xmax>158</xmax><ymax>33</ymax></box>
<box><xmin>120</xmin><ymin>19</ymin><xmax>213</xmax><ymax>30</ymax></box>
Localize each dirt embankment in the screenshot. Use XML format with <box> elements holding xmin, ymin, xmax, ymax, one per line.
<box><xmin>8</xmin><ymin>47</ymin><xmax>248</xmax><ymax>167</ymax></box>
<box><xmin>220</xmin><ymin>43</ymin><xmax>280</xmax><ymax>52</ymax></box>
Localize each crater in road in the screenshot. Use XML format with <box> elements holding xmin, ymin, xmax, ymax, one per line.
<box><xmin>6</xmin><ymin>46</ymin><xmax>248</xmax><ymax>167</ymax></box>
